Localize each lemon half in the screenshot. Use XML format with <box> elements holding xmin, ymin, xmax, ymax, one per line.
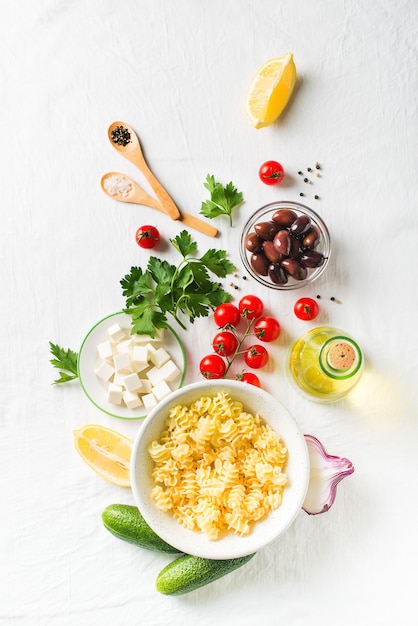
<box><xmin>73</xmin><ymin>424</ymin><xmax>132</xmax><ymax>487</ymax></box>
<box><xmin>245</xmin><ymin>53</ymin><xmax>297</xmax><ymax>129</ymax></box>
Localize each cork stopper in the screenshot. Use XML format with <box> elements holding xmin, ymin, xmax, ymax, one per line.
<box><xmin>327</xmin><ymin>342</ymin><xmax>355</xmax><ymax>370</ymax></box>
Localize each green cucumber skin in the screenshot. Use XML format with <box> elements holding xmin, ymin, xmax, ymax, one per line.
<box><xmin>156</xmin><ymin>553</ymin><xmax>256</xmax><ymax>595</ymax></box>
<box><xmin>102</xmin><ymin>504</ymin><xmax>180</xmax><ymax>554</ymax></box>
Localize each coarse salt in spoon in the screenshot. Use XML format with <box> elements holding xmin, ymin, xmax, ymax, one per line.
<box><xmin>101</xmin><ymin>172</ymin><xmax>218</xmax><ymax>237</ymax></box>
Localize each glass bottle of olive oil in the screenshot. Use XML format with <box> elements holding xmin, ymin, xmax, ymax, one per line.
<box><xmin>287</xmin><ymin>327</ymin><xmax>363</xmax><ymax>402</ymax></box>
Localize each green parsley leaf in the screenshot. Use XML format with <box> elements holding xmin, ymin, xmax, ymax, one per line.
<box><xmin>128</xmin><ymin>306</ymin><xmax>168</xmax><ymax>336</ymax></box>
<box><xmin>49</xmin><ymin>342</ymin><xmax>78</xmax><ymax>384</ymax></box>
<box><xmin>170</xmin><ymin>230</ymin><xmax>198</xmax><ymax>258</ymax></box>
<box><xmin>200</xmin><ymin>174</ymin><xmax>244</xmax><ymax>226</ymax></box>
<box><xmin>199</xmin><ymin>248</ymin><xmax>236</xmax><ymax>278</ymax></box>
<box><xmin>121</xmin><ymin>230</ymin><xmax>235</xmax><ymax>335</ymax></box>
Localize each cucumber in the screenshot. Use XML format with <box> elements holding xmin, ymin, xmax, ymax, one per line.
<box><xmin>102</xmin><ymin>504</ymin><xmax>180</xmax><ymax>554</ymax></box>
<box><xmin>155</xmin><ymin>553</ymin><xmax>256</xmax><ymax>595</ymax></box>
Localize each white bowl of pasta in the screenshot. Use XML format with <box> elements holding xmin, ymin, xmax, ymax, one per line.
<box><xmin>130</xmin><ymin>379</ymin><xmax>310</xmax><ymax>559</ymax></box>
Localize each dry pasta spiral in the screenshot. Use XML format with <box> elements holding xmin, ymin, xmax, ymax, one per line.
<box><xmin>148</xmin><ymin>392</ymin><xmax>288</xmax><ymax>540</ymax></box>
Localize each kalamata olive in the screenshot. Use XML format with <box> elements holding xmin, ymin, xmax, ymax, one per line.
<box><xmin>250</xmin><ymin>252</ymin><xmax>270</xmax><ymax>276</ymax></box>
<box><xmin>290</xmin><ymin>215</ymin><xmax>311</xmax><ymax>236</ymax></box>
<box><xmin>245</xmin><ymin>232</ymin><xmax>262</xmax><ymax>252</ymax></box>
<box><xmin>273</xmin><ymin>229</ymin><xmax>291</xmax><ymax>255</ymax></box>
<box><xmin>281</xmin><ymin>258</ymin><xmax>307</xmax><ymax>280</ymax></box>
<box><xmin>254</xmin><ymin>221</ymin><xmax>278</xmax><ymax>241</ymax></box>
<box><xmin>271</xmin><ymin>209</ymin><xmax>297</xmax><ymax>228</ymax></box>
<box><xmin>302</xmin><ymin>226</ymin><xmax>320</xmax><ymax>248</ymax></box>
<box><xmin>300</xmin><ymin>250</ymin><xmax>325</xmax><ymax>268</ymax></box>
<box><xmin>289</xmin><ymin>235</ymin><xmax>303</xmax><ymax>259</ymax></box>
<box><xmin>262</xmin><ymin>240</ymin><xmax>283</xmax><ymax>263</ymax></box>
<box><xmin>268</xmin><ymin>263</ymin><xmax>288</xmax><ymax>285</ymax></box>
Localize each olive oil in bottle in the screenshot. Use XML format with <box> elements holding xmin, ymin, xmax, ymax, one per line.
<box><xmin>287</xmin><ymin>327</ymin><xmax>363</xmax><ymax>402</ymax></box>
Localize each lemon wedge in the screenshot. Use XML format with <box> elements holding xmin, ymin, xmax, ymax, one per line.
<box><xmin>245</xmin><ymin>53</ymin><xmax>297</xmax><ymax>129</ymax></box>
<box><xmin>73</xmin><ymin>424</ymin><xmax>133</xmax><ymax>487</ymax></box>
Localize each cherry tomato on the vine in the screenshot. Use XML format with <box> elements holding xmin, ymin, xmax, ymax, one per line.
<box><xmin>199</xmin><ymin>354</ymin><xmax>226</xmax><ymax>379</ymax></box>
<box><xmin>135</xmin><ymin>225</ymin><xmax>160</xmax><ymax>249</ymax></box>
<box><xmin>213</xmin><ymin>303</ymin><xmax>241</xmax><ymax>328</ymax></box>
<box><xmin>259</xmin><ymin>160</ymin><xmax>285</xmax><ymax>186</ymax></box>
<box><xmin>238</xmin><ymin>295</ymin><xmax>264</xmax><ymax>320</ymax></box>
<box><xmin>294</xmin><ymin>297</ymin><xmax>320</xmax><ymax>321</ymax></box>
<box><xmin>212</xmin><ymin>331</ymin><xmax>238</xmax><ymax>357</ymax></box>
<box><xmin>244</xmin><ymin>344</ymin><xmax>269</xmax><ymax>369</ymax></box>
<box><xmin>235</xmin><ymin>372</ymin><xmax>261</xmax><ymax>387</ymax></box>
<box><xmin>254</xmin><ymin>316</ymin><xmax>281</xmax><ymax>342</ymax></box>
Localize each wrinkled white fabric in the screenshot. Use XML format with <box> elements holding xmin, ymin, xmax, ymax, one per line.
<box><xmin>1</xmin><ymin>1</ymin><xmax>417</xmax><ymax>625</ymax></box>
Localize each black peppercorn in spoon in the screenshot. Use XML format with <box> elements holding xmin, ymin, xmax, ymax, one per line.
<box><xmin>108</xmin><ymin>121</ymin><xmax>180</xmax><ymax>221</ymax></box>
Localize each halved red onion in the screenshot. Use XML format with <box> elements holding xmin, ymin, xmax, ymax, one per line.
<box><xmin>302</xmin><ymin>435</ymin><xmax>354</xmax><ymax>515</ymax></box>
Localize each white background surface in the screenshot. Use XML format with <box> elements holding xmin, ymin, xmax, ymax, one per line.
<box><xmin>1</xmin><ymin>1</ymin><xmax>417</xmax><ymax>624</ymax></box>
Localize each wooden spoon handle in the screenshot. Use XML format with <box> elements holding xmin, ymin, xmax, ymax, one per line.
<box><xmin>123</xmin><ymin>145</ymin><xmax>181</xmax><ymax>220</ymax></box>
<box><xmin>178</xmin><ymin>212</ymin><xmax>218</xmax><ymax>237</ymax></box>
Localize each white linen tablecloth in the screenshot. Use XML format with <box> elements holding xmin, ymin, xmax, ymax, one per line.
<box><xmin>1</xmin><ymin>1</ymin><xmax>417</xmax><ymax>624</ymax></box>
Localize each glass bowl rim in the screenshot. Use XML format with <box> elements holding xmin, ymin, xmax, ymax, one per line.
<box><xmin>239</xmin><ymin>200</ymin><xmax>331</xmax><ymax>291</ymax></box>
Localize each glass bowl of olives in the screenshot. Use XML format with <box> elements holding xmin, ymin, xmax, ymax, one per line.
<box><xmin>240</xmin><ymin>201</ymin><xmax>331</xmax><ymax>290</ymax></box>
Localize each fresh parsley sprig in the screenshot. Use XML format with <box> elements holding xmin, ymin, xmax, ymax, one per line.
<box><xmin>121</xmin><ymin>230</ymin><xmax>236</xmax><ymax>337</ymax></box>
<box><xmin>200</xmin><ymin>174</ymin><xmax>243</xmax><ymax>227</ymax></box>
<box><xmin>49</xmin><ymin>342</ymin><xmax>78</xmax><ymax>384</ymax></box>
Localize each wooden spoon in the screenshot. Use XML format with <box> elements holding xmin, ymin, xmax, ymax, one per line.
<box><xmin>108</xmin><ymin>121</ymin><xmax>180</xmax><ymax>220</ymax></box>
<box><xmin>101</xmin><ymin>173</ymin><xmax>218</xmax><ymax>238</ymax></box>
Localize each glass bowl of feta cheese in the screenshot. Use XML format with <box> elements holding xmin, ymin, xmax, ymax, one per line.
<box><xmin>77</xmin><ymin>312</ymin><xmax>186</xmax><ymax>419</ymax></box>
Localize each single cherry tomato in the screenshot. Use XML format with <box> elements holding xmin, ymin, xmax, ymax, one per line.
<box><xmin>294</xmin><ymin>297</ymin><xmax>320</xmax><ymax>321</ymax></box>
<box><xmin>235</xmin><ymin>372</ymin><xmax>261</xmax><ymax>387</ymax></box>
<box><xmin>254</xmin><ymin>316</ymin><xmax>281</xmax><ymax>342</ymax></box>
<box><xmin>135</xmin><ymin>225</ymin><xmax>160</xmax><ymax>249</ymax></box>
<box><xmin>199</xmin><ymin>354</ymin><xmax>226</xmax><ymax>379</ymax></box>
<box><xmin>259</xmin><ymin>160</ymin><xmax>285</xmax><ymax>186</ymax></box>
<box><xmin>212</xmin><ymin>331</ymin><xmax>238</xmax><ymax>357</ymax></box>
<box><xmin>238</xmin><ymin>295</ymin><xmax>264</xmax><ymax>320</ymax></box>
<box><xmin>244</xmin><ymin>344</ymin><xmax>269</xmax><ymax>369</ymax></box>
<box><xmin>213</xmin><ymin>303</ymin><xmax>241</xmax><ymax>328</ymax></box>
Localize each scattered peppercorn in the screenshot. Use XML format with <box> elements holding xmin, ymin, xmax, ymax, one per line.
<box><xmin>303</xmin><ymin>177</ymin><xmax>308</xmax><ymax>182</ymax></box>
<box><xmin>316</xmin><ymin>295</ymin><xmax>321</xmax><ymax>299</ymax></box>
<box><xmin>111</xmin><ymin>125</ymin><xmax>131</xmax><ymax>146</ymax></box>
<box><xmin>298</xmin><ymin>171</ymin><xmax>303</xmax><ymax>175</ymax></box>
<box><xmin>314</xmin><ymin>195</ymin><xmax>319</xmax><ymax>199</ymax></box>
<box><xmin>307</xmin><ymin>167</ymin><xmax>312</xmax><ymax>172</ymax></box>
<box><xmin>234</xmin><ymin>285</ymin><xmax>239</xmax><ymax>290</ymax></box>
<box><xmin>330</xmin><ymin>297</ymin><xmax>336</xmax><ymax>301</ymax></box>
<box><xmin>299</xmin><ymin>192</ymin><xmax>304</xmax><ymax>196</ymax></box>
<box><xmin>242</xmin><ymin>275</ymin><xmax>247</xmax><ymax>280</ymax></box>
<box><xmin>315</xmin><ymin>162</ymin><xmax>320</xmax><ymax>169</ymax></box>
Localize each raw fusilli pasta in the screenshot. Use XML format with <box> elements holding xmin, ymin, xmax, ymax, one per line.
<box><xmin>148</xmin><ymin>391</ymin><xmax>288</xmax><ymax>540</ymax></box>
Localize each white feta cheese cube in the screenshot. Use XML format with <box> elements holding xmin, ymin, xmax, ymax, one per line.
<box><xmin>152</xmin><ymin>380</ymin><xmax>171</xmax><ymax>401</ymax></box>
<box><xmin>122</xmin><ymin>391</ymin><xmax>143</xmax><ymax>409</ymax></box>
<box><xmin>107</xmin><ymin>323</ymin><xmax>127</xmax><ymax>342</ymax></box>
<box><xmin>94</xmin><ymin>360</ymin><xmax>115</xmax><ymax>382</ymax></box>
<box><xmin>113</xmin><ymin>372</ymin><xmax>126</xmax><ymax>386</ymax></box>
<box><xmin>97</xmin><ymin>340</ymin><xmax>114</xmax><ymax>360</ymax></box>
<box><xmin>107</xmin><ymin>383</ymin><xmax>123</xmax><ymax>404</ymax></box>
<box><xmin>122</xmin><ymin>373</ymin><xmax>143</xmax><ymax>392</ymax></box>
<box><xmin>149</xmin><ymin>346</ymin><xmax>170</xmax><ymax>368</ymax></box>
<box><xmin>145</xmin><ymin>342</ymin><xmax>158</xmax><ymax>357</ymax></box>
<box><xmin>131</xmin><ymin>361</ymin><xmax>149</xmax><ymax>374</ymax></box>
<box><xmin>132</xmin><ymin>345</ymin><xmax>149</xmax><ymax>364</ymax></box>
<box><xmin>146</xmin><ymin>366</ymin><xmax>165</xmax><ymax>387</ymax></box>
<box><xmin>116</xmin><ymin>339</ymin><xmax>132</xmax><ymax>354</ymax></box>
<box><xmin>158</xmin><ymin>359</ymin><xmax>181</xmax><ymax>382</ymax></box>
<box><xmin>142</xmin><ymin>392</ymin><xmax>157</xmax><ymax>410</ymax></box>
<box><xmin>138</xmin><ymin>379</ymin><xmax>152</xmax><ymax>393</ymax></box>
<box><xmin>113</xmin><ymin>351</ymin><xmax>132</xmax><ymax>373</ymax></box>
